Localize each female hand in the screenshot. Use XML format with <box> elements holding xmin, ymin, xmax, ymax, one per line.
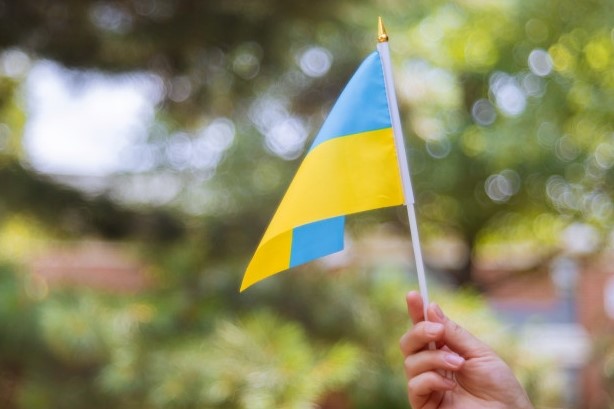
<box><xmin>400</xmin><ymin>291</ymin><xmax>534</xmax><ymax>409</ymax></box>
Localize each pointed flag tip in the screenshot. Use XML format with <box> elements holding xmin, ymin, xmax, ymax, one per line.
<box><xmin>378</xmin><ymin>17</ymin><xmax>389</xmax><ymax>43</ymax></box>
<box><xmin>239</xmin><ymin>278</ymin><xmax>250</xmax><ymax>292</ymax></box>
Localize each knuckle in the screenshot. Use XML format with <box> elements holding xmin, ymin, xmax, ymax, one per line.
<box><xmin>407</xmin><ymin>378</ymin><xmax>418</xmax><ymax>394</ymax></box>
<box><xmin>403</xmin><ymin>355</ymin><xmax>413</xmax><ymax>372</ymax></box>
<box><xmin>399</xmin><ymin>333</ymin><xmax>409</xmax><ymax>355</ymax></box>
<box><xmin>451</xmin><ymin>321</ymin><xmax>465</xmax><ymax>335</ymax></box>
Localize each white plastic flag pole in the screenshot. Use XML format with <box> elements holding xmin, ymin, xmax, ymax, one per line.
<box><xmin>377</xmin><ymin>18</ymin><xmax>430</xmax><ymax>320</ymax></box>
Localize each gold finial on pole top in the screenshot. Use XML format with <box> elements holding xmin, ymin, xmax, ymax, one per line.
<box><xmin>378</xmin><ymin>16</ymin><xmax>389</xmax><ymax>43</ymax></box>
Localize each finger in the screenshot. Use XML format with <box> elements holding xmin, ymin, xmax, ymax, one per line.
<box><xmin>405</xmin><ymin>291</ymin><xmax>424</xmax><ymax>324</ymax></box>
<box><xmin>426</xmin><ymin>303</ymin><xmax>490</xmax><ymax>358</ymax></box>
<box><xmin>399</xmin><ymin>321</ymin><xmax>445</xmax><ymax>356</ymax></box>
<box><xmin>404</xmin><ymin>350</ymin><xmax>465</xmax><ymax>378</ymax></box>
<box><xmin>407</xmin><ymin>371</ymin><xmax>456</xmax><ymax>405</ymax></box>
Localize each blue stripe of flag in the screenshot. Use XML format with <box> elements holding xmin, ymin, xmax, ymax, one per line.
<box><xmin>289</xmin><ymin>216</ymin><xmax>345</xmax><ymax>267</ymax></box>
<box><xmin>309</xmin><ymin>52</ymin><xmax>391</xmax><ymax>152</ymax></box>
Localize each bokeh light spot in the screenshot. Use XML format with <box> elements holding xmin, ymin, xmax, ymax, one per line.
<box><xmin>490</xmin><ymin>73</ymin><xmax>526</xmax><ymax>117</ymax></box>
<box><xmin>528</xmin><ymin>49</ymin><xmax>553</xmax><ymax>77</ymax></box>
<box><xmin>264</xmin><ymin>117</ymin><xmax>308</xmax><ymax>160</ymax></box>
<box><xmin>548</xmin><ymin>44</ymin><xmax>574</xmax><ymax>73</ymax></box>
<box><xmin>485</xmin><ymin>169</ymin><xmax>521</xmax><ymax>203</ymax></box>
<box><xmin>298</xmin><ymin>47</ymin><xmax>332</xmax><ymax>78</ymax></box>
<box><xmin>0</xmin><ymin>48</ymin><xmax>30</xmax><ymax>78</ymax></box>
<box><xmin>233</xmin><ymin>42</ymin><xmax>262</xmax><ymax>80</ymax></box>
<box><xmin>89</xmin><ymin>2</ymin><xmax>132</xmax><ymax>33</ymax></box>
<box><xmin>595</xmin><ymin>142</ymin><xmax>614</xmax><ymax>169</ymax></box>
<box><xmin>167</xmin><ymin>76</ymin><xmax>192</xmax><ymax>102</ymax></box>
<box><xmin>426</xmin><ymin>137</ymin><xmax>451</xmax><ymax>159</ymax></box>
<box><xmin>471</xmin><ymin>99</ymin><xmax>496</xmax><ymax>126</ymax></box>
<box><xmin>584</xmin><ymin>37</ymin><xmax>611</xmax><ymax>71</ymax></box>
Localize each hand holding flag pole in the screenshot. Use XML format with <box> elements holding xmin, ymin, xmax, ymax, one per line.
<box><xmin>240</xmin><ymin>18</ymin><xmax>430</xmax><ymax>313</ymax></box>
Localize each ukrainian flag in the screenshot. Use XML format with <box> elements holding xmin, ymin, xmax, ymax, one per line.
<box><xmin>241</xmin><ymin>51</ymin><xmax>404</xmax><ymax>291</ymax></box>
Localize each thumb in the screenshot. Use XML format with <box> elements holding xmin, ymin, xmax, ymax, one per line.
<box><xmin>426</xmin><ymin>303</ymin><xmax>491</xmax><ymax>358</ymax></box>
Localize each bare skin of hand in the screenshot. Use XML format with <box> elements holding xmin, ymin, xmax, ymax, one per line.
<box><xmin>400</xmin><ymin>291</ymin><xmax>534</xmax><ymax>409</ymax></box>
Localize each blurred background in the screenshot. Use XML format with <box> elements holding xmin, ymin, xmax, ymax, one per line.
<box><xmin>0</xmin><ymin>0</ymin><xmax>613</xmax><ymax>408</ymax></box>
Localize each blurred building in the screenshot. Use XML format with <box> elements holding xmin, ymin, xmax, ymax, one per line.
<box><xmin>477</xmin><ymin>254</ymin><xmax>614</xmax><ymax>409</ymax></box>
<box><xmin>28</xmin><ymin>240</ymin><xmax>150</xmax><ymax>293</ymax></box>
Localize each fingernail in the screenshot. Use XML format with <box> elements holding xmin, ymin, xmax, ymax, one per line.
<box><xmin>444</xmin><ymin>353</ymin><xmax>464</xmax><ymax>367</ymax></box>
<box><xmin>432</xmin><ymin>303</ymin><xmax>445</xmax><ymax>320</ymax></box>
<box><xmin>425</xmin><ymin>322</ymin><xmax>443</xmax><ymax>336</ymax></box>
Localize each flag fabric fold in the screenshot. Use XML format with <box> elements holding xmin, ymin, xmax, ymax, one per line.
<box><xmin>241</xmin><ymin>51</ymin><xmax>404</xmax><ymax>291</ymax></box>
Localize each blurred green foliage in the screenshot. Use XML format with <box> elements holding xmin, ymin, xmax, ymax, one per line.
<box><xmin>0</xmin><ymin>0</ymin><xmax>613</xmax><ymax>407</ymax></box>
<box><xmin>0</xmin><ymin>260</ymin><xmax>564</xmax><ymax>408</ymax></box>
